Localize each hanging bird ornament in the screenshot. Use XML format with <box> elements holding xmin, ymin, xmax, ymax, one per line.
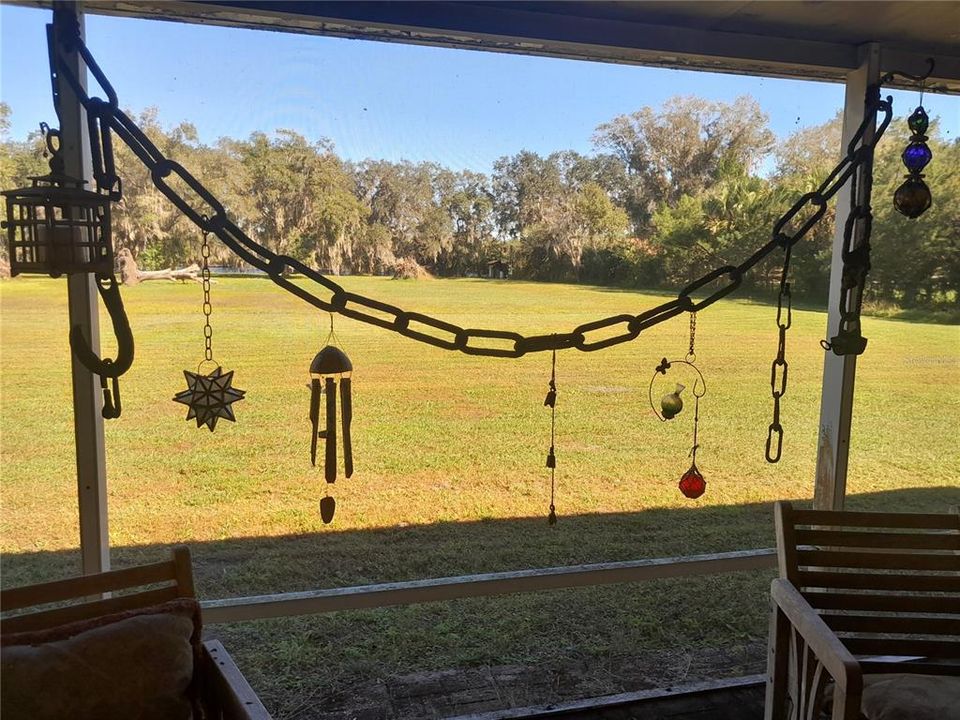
<box><xmin>660</xmin><ymin>382</ymin><xmax>685</xmax><ymax>420</ymax></box>
<box><xmin>309</xmin><ymin>322</ymin><xmax>354</xmax><ymax>524</ymax></box>
<box><xmin>173</xmin><ymin>229</ymin><xmax>245</xmax><ymax>431</ymax></box>
<box><xmin>649</xmin><ymin>313</ymin><xmax>708</xmax><ymax>499</ymax></box>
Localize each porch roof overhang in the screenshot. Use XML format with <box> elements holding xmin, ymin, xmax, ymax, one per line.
<box><xmin>17</xmin><ymin>1</ymin><xmax>960</xmax><ymax>92</ymax></box>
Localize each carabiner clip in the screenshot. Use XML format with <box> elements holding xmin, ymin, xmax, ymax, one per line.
<box><xmin>99</xmin><ymin>364</ymin><xmax>122</xmax><ymax>419</ymax></box>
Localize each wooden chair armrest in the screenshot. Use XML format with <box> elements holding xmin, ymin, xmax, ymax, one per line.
<box><xmin>201</xmin><ymin>639</ymin><xmax>272</xmax><ymax>719</ymax></box>
<box><xmin>770</xmin><ymin>579</ymin><xmax>863</xmax><ymax>696</ymax></box>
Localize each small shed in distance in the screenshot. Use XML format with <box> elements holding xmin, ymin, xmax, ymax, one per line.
<box><xmin>486</xmin><ymin>259</ymin><xmax>509</xmax><ymax>279</ymax></box>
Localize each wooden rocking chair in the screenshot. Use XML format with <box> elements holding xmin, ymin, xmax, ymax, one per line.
<box><xmin>764</xmin><ymin>502</ymin><xmax>960</xmax><ymax>720</ymax></box>
<box><xmin>1</xmin><ymin>547</ymin><xmax>271</xmax><ymax>720</ymax></box>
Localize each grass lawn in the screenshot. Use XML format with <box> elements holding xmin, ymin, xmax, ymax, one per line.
<box><xmin>2</xmin><ymin>276</ymin><xmax>959</xmax><ymax>716</ymax></box>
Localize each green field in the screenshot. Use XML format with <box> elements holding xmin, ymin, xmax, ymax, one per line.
<box><xmin>2</xmin><ymin>276</ymin><xmax>959</xmax><ymax>716</ymax></box>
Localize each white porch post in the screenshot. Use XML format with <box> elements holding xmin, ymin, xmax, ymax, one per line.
<box><xmin>813</xmin><ymin>43</ymin><xmax>881</xmax><ymax>511</ymax></box>
<box><xmin>54</xmin><ymin>4</ymin><xmax>111</xmax><ymax>574</ymax></box>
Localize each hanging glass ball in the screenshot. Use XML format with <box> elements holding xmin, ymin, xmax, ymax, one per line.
<box><xmin>894</xmin><ymin>177</ymin><xmax>932</xmax><ymax>219</ymax></box>
<box><xmin>679</xmin><ymin>465</ymin><xmax>706</xmax><ymax>499</ymax></box>
<box><xmin>902</xmin><ymin>142</ymin><xmax>932</xmax><ymax>173</ymax></box>
<box><xmin>907</xmin><ymin>106</ymin><xmax>929</xmax><ymax>136</ymax></box>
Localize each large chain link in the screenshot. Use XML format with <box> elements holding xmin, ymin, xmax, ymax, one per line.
<box><xmin>52</xmin><ymin>28</ymin><xmax>892</xmax><ymax>367</ymax></box>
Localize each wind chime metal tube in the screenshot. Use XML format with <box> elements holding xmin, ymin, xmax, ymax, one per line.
<box><xmin>324</xmin><ymin>377</ymin><xmax>337</xmax><ymax>483</ymax></box>
<box><xmin>341</xmin><ymin>378</ymin><xmax>353</xmax><ymax>478</ymax></box>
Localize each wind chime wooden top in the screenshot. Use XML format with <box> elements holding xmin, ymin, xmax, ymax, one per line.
<box><xmin>310</xmin><ymin>346</ymin><xmax>353</xmax><ymax>376</ymax></box>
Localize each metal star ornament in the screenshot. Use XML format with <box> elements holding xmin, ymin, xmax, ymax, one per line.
<box><xmin>173</xmin><ymin>366</ymin><xmax>245</xmax><ymax>431</ymax></box>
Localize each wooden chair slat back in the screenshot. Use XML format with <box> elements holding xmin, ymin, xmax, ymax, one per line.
<box><xmin>774</xmin><ymin>502</ymin><xmax>960</xmax><ymax>662</ymax></box>
<box><xmin>0</xmin><ymin>547</ymin><xmax>194</xmax><ymax>635</ymax></box>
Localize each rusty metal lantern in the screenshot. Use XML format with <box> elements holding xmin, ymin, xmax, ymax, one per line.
<box><xmin>1</xmin><ymin>126</ymin><xmax>113</xmax><ymax>278</ymax></box>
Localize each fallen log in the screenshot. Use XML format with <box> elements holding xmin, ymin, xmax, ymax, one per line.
<box><xmin>118</xmin><ymin>248</ymin><xmax>203</xmax><ymax>285</ymax></box>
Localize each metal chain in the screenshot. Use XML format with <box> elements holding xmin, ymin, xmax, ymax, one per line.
<box><xmin>764</xmin><ymin>83</ymin><xmax>893</xmax><ymax>462</ymax></box>
<box><xmin>822</xmin><ymin>83</ymin><xmax>886</xmax><ymax>357</ymax></box>
<box><xmin>766</xmin><ymin>245</ymin><xmax>791</xmax><ymax>463</ymax></box>
<box><xmin>687</xmin><ymin>312</ymin><xmax>696</xmax><ymax>361</ymax></box>
<box><xmin>51</xmin><ymin>29</ymin><xmax>893</xmax><ymax>363</ymax></box>
<box><xmin>200</xmin><ymin>228</ymin><xmax>214</xmax><ymax>364</ymax></box>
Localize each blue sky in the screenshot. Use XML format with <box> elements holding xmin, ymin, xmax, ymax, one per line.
<box><xmin>2</xmin><ymin>5</ymin><xmax>957</xmax><ymax>176</ymax></box>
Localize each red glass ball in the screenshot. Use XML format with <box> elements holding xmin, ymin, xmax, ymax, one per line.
<box><xmin>679</xmin><ymin>466</ymin><xmax>706</xmax><ymax>499</ymax></box>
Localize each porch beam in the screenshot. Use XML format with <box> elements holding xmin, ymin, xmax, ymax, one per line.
<box><xmin>14</xmin><ymin>1</ymin><xmax>960</xmax><ymax>92</ymax></box>
<box><xmin>813</xmin><ymin>43</ymin><xmax>881</xmax><ymax>511</ymax></box>
<box><xmin>201</xmin><ymin>548</ymin><xmax>776</xmax><ymax>624</ymax></box>
<box><xmin>54</xmin><ymin>4</ymin><xmax>111</xmax><ymax>575</ymax></box>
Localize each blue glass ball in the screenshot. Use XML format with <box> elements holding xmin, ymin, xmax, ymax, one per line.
<box><xmin>902</xmin><ymin>142</ymin><xmax>932</xmax><ymax>172</ymax></box>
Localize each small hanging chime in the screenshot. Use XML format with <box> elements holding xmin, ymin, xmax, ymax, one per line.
<box><xmin>309</xmin><ymin>318</ymin><xmax>353</xmax><ymax>524</ymax></box>
<box><xmin>173</xmin><ymin>229</ymin><xmax>245</xmax><ymax>431</ymax></box>
<box><xmin>649</xmin><ymin>313</ymin><xmax>708</xmax><ymax>499</ymax></box>
<box><xmin>894</xmin><ymin>102</ymin><xmax>933</xmax><ymax>218</ymax></box>
<box><xmin>544</xmin><ymin>348</ymin><xmax>559</xmax><ymax>525</ymax></box>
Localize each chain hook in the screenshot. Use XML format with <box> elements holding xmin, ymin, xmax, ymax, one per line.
<box><xmin>69</xmin><ymin>274</ymin><xmax>134</xmax><ymax>419</ymax></box>
<box><xmin>69</xmin><ymin>274</ymin><xmax>135</xmax><ymax>379</ymax></box>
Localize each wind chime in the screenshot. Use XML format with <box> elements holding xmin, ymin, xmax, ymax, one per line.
<box><xmin>173</xmin><ymin>228</ymin><xmax>246</xmax><ymax>430</ymax></box>
<box><xmin>543</xmin><ymin>349</ymin><xmax>559</xmax><ymax>524</ymax></box>
<box><xmin>894</xmin><ymin>93</ymin><xmax>933</xmax><ymax>218</ymax></box>
<box><xmin>649</xmin><ymin>313</ymin><xmax>708</xmax><ymax>499</ymax></box>
<box><xmin>308</xmin><ymin>316</ymin><xmax>354</xmax><ymax>524</ymax></box>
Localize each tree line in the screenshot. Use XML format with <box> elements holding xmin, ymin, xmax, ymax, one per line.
<box><xmin>1</xmin><ymin>96</ymin><xmax>957</xmax><ymax>309</ymax></box>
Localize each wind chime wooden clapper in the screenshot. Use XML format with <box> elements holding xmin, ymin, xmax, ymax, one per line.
<box><xmin>648</xmin><ymin>313</ymin><xmax>708</xmax><ymax>499</ymax></box>
<box><xmin>309</xmin><ymin>316</ymin><xmax>354</xmax><ymax>524</ymax></box>
<box><xmin>173</xmin><ymin>227</ymin><xmax>245</xmax><ymax>430</ymax></box>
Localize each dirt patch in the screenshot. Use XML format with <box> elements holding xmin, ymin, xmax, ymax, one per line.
<box><xmin>298</xmin><ymin>642</ymin><xmax>766</xmax><ymax>719</ymax></box>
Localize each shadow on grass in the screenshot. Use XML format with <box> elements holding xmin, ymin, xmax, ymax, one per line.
<box><xmin>4</xmin><ymin>485</ymin><xmax>957</xmax><ymax>600</ymax></box>
<box><xmin>4</xmin><ymin>486</ymin><xmax>957</xmax><ymax>718</ymax></box>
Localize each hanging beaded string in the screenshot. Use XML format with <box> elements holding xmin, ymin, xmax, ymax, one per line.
<box><xmin>682</xmin><ymin>312</ymin><xmax>708</xmax><ymax>497</ymax></box>
<box><xmin>544</xmin><ymin>347</ymin><xmax>558</xmax><ymax>525</ymax></box>
<box><xmin>200</xmin><ymin>226</ymin><xmax>215</xmax><ymax>370</ymax></box>
<box><xmin>690</xmin><ymin>393</ymin><xmax>701</xmax><ymax>465</ymax></box>
<box><xmin>688</xmin><ymin>312</ymin><xmax>702</xmax><ymax>461</ymax></box>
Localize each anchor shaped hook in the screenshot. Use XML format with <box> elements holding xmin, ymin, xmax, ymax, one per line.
<box><xmin>69</xmin><ymin>273</ymin><xmax>134</xmax><ymax>419</ymax></box>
